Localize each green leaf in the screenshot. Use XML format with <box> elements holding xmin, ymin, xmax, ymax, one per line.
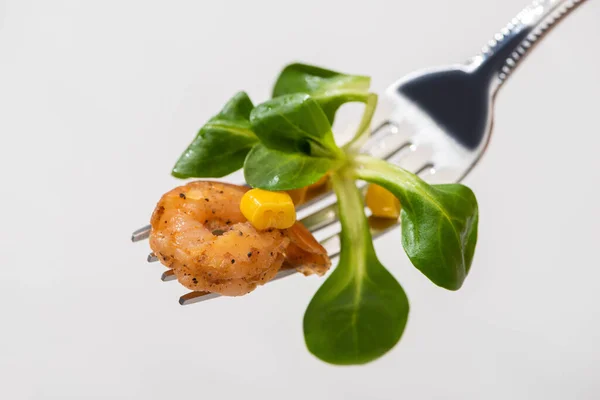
<box><xmin>304</xmin><ymin>172</ymin><xmax>409</xmax><ymax>365</ymax></box>
<box><xmin>244</xmin><ymin>144</ymin><xmax>337</xmax><ymax>191</ymax></box>
<box><xmin>250</xmin><ymin>93</ymin><xmax>343</xmax><ymax>159</ymax></box>
<box><xmin>172</xmin><ymin>92</ymin><xmax>258</xmax><ymax>178</ymax></box>
<box><xmin>273</xmin><ymin>63</ymin><xmax>371</xmax><ymax>124</ymax></box>
<box><xmin>354</xmin><ymin>155</ymin><xmax>479</xmax><ymax>290</ymax></box>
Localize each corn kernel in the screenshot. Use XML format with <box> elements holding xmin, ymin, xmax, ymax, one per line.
<box><xmin>286</xmin><ymin>187</ymin><xmax>307</xmax><ymax>205</ymax></box>
<box><xmin>240</xmin><ymin>188</ymin><xmax>296</xmax><ymax>230</ymax></box>
<box><xmin>366</xmin><ymin>184</ymin><xmax>401</xmax><ymax>219</ymax></box>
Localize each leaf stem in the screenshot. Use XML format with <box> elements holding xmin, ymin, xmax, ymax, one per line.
<box><xmin>330</xmin><ymin>169</ymin><xmax>369</xmax><ymax>278</ymax></box>
<box><xmin>351</xmin><ymin>154</ymin><xmax>417</xmax><ymax>185</ymax></box>
<box><xmin>342</xmin><ymin>94</ymin><xmax>378</xmax><ymax>153</ymax></box>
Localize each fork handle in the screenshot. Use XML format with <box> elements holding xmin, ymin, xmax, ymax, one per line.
<box><xmin>472</xmin><ymin>0</ymin><xmax>587</xmax><ymax>94</ymax></box>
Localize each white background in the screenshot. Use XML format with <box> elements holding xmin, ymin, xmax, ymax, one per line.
<box><xmin>1</xmin><ymin>0</ymin><xmax>599</xmax><ymax>399</ymax></box>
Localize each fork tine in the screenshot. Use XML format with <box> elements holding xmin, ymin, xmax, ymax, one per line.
<box><xmin>179</xmin><ymin>259</ymin><xmax>331</xmax><ymax>305</ymax></box>
<box><xmin>148</xmin><ymin>253</ymin><xmax>158</xmax><ymax>263</ymax></box>
<box><xmin>161</xmin><ymin>270</ymin><xmax>176</xmax><ymax>281</ymax></box>
<box><xmin>131</xmin><ymin>225</ymin><xmax>151</xmax><ymax>242</ymax></box>
<box><xmin>179</xmin><ymin>291</ymin><xmax>222</xmax><ymax>305</ymax></box>
<box><xmin>414</xmin><ymin>163</ymin><xmax>435</xmax><ymax>176</ymax></box>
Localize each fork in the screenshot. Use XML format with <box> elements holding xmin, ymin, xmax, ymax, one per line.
<box><xmin>131</xmin><ymin>0</ymin><xmax>588</xmax><ymax>305</ymax></box>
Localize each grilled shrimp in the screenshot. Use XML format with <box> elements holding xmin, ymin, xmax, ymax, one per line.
<box><xmin>149</xmin><ymin>181</ymin><xmax>330</xmax><ymax>296</ymax></box>
<box><xmin>284</xmin><ymin>223</ymin><xmax>331</xmax><ymax>276</ymax></box>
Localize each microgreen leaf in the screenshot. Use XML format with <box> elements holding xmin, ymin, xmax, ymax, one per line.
<box><xmin>303</xmin><ymin>172</ymin><xmax>409</xmax><ymax>365</ymax></box>
<box><xmin>355</xmin><ymin>155</ymin><xmax>479</xmax><ymax>290</ymax></box>
<box><xmin>244</xmin><ymin>144</ymin><xmax>337</xmax><ymax>190</ymax></box>
<box><xmin>172</xmin><ymin>92</ymin><xmax>258</xmax><ymax>178</ymax></box>
<box><xmin>250</xmin><ymin>93</ymin><xmax>343</xmax><ymax>159</ymax></box>
<box><xmin>273</xmin><ymin>63</ymin><xmax>371</xmax><ymax>124</ymax></box>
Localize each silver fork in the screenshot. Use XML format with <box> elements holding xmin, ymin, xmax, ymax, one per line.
<box><xmin>131</xmin><ymin>0</ymin><xmax>588</xmax><ymax>305</ymax></box>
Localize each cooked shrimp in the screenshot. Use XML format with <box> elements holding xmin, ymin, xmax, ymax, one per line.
<box><xmin>149</xmin><ymin>181</ymin><xmax>330</xmax><ymax>296</ymax></box>
<box><xmin>150</xmin><ymin>181</ymin><xmax>290</xmax><ymax>296</ymax></box>
<box><xmin>285</xmin><ymin>223</ymin><xmax>331</xmax><ymax>276</ymax></box>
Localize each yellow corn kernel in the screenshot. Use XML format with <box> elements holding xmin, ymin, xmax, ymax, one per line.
<box><xmin>286</xmin><ymin>187</ymin><xmax>308</xmax><ymax>205</ymax></box>
<box><xmin>366</xmin><ymin>184</ymin><xmax>401</xmax><ymax>219</ymax></box>
<box><xmin>240</xmin><ymin>188</ymin><xmax>296</xmax><ymax>230</ymax></box>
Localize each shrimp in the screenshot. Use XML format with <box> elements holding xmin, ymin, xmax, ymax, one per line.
<box><xmin>149</xmin><ymin>181</ymin><xmax>330</xmax><ymax>296</ymax></box>
<box><xmin>284</xmin><ymin>223</ymin><xmax>331</xmax><ymax>276</ymax></box>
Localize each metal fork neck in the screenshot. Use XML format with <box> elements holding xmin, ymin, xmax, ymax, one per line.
<box><xmin>471</xmin><ymin>0</ymin><xmax>586</xmax><ymax>94</ymax></box>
